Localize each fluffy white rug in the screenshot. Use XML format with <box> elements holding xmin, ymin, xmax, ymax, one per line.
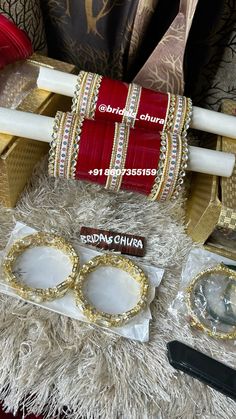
<box><xmin>0</xmin><ymin>158</ymin><xmax>235</xmax><ymax>419</ymax></box>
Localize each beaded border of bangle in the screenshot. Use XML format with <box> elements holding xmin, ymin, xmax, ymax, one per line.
<box><xmin>105</xmin><ymin>123</ymin><xmax>130</xmax><ymax>191</ymax></box>
<box><xmin>163</xmin><ymin>93</ymin><xmax>176</xmax><ymax>133</ymax></box>
<box><xmin>58</xmin><ymin>113</ymin><xmax>75</xmax><ymax>178</ymax></box>
<box><xmin>49</xmin><ymin>112</ymin><xmax>84</xmax><ymax>180</ymax></box>
<box><xmin>172</xmin><ymin>95</ymin><xmax>184</xmax><ymax>135</ymax></box>
<box><xmin>171</xmin><ymin>97</ymin><xmax>192</xmax><ymax>198</ymax></box>
<box><xmin>172</xmin><ymin>131</ymin><xmax>189</xmax><ymax>199</ymax></box>
<box><xmin>69</xmin><ymin>116</ymin><xmax>84</xmax><ymax>180</ymax></box>
<box><xmin>71</xmin><ymin>71</ymin><xmax>88</xmax><ymax>115</ymax></box>
<box><xmin>148</xmin><ymin>132</ymin><xmax>168</xmax><ymax>201</ymax></box>
<box><xmin>159</xmin><ymin>134</ymin><xmax>180</xmax><ymax>202</ymax></box>
<box><xmin>80</xmin><ymin>72</ymin><xmax>94</xmax><ymax>117</ymax></box>
<box><xmin>71</xmin><ymin>71</ymin><xmax>102</xmax><ymax>119</ymax></box>
<box><xmin>167</xmin><ymin>134</ymin><xmax>182</xmax><ymax>199</ymax></box>
<box><xmin>182</xmin><ymin>97</ymin><xmax>193</xmax><ymax>139</ymax></box>
<box><xmin>163</xmin><ymin>94</ymin><xmax>192</xmax><ymax>137</ymax></box>
<box><xmin>49</xmin><ymin>111</ymin><xmax>63</xmax><ymax>178</ymax></box>
<box><xmin>122</xmin><ymin>83</ymin><xmax>142</xmax><ymax>128</ymax></box>
<box><xmin>162</xmin><ymin>92</ymin><xmax>170</xmax><ymax>133</ymax></box>
<box><xmin>186</xmin><ymin>263</ymin><xmax>236</xmax><ymax>340</ymax></box>
<box><xmin>154</xmin><ymin>132</ymin><xmax>173</xmax><ymax>201</ymax></box>
<box><xmin>89</xmin><ymin>73</ymin><xmax>103</xmax><ymax>119</ymax></box>
<box><xmin>74</xmin><ymin>253</ymin><xmax>149</xmax><ymax>327</ymax></box>
<box><xmin>178</xmin><ymin>96</ymin><xmax>187</xmax><ymax>134</ymax></box>
<box><xmin>71</xmin><ymin>71</ymin><xmax>86</xmax><ymax>113</ymax></box>
<box><xmin>2</xmin><ymin>232</ymin><xmax>80</xmax><ymax>303</ymax></box>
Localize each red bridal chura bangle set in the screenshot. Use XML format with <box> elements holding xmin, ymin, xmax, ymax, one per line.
<box><xmin>49</xmin><ymin>113</ymin><xmax>189</xmax><ymax>201</ymax></box>
<box><xmin>49</xmin><ymin>71</ymin><xmax>192</xmax><ymax>201</ymax></box>
<box><xmin>71</xmin><ymin>70</ymin><xmax>192</xmax><ymax>137</ymax></box>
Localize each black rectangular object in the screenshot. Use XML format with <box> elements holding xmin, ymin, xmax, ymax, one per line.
<box><xmin>167</xmin><ymin>340</ymin><xmax>236</xmax><ymax>400</ymax></box>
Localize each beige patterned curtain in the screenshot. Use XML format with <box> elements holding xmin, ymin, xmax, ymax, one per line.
<box><xmin>133</xmin><ymin>0</ymin><xmax>199</xmax><ymax>94</ymax></box>
<box><xmin>127</xmin><ymin>0</ymin><xmax>159</xmax><ymax>74</ymax></box>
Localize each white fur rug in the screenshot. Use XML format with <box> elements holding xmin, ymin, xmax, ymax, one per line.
<box><xmin>0</xmin><ymin>158</ymin><xmax>235</xmax><ymax>419</ymax></box>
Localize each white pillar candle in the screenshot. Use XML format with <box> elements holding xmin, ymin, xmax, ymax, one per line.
<box><xmin>0</xmin><ymin>107</ymin><xmax>53</xmax><ymax>142</ymax></box>
<box><xmin>37</xmin><ymin>67</ymin><xmax>236</xmax><ymax>140</ymax></box>
<box><xmin>38</xmin><ymin>67</ymin><xmax>77</xmax><ymax>97</ymax></box>
<box><xmin>187</xmin><ymin>146</ymin><xmax>235</xmax><ymax>177</ymax></box>
<box><xmin>0</xmin><ymin>107</ymin><xmax>235</xmax><ymax>177</ymax></box>
<box><xmin>191</xmin><ymin>107</ymin><xmax>236</xmax><ymax>139</ymax></box>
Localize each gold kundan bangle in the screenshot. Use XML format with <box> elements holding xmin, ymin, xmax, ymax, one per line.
<box><xmin>2</xmin><ymin>232</ymin><xmax>80</xmax><ymax>303</ymax></box>
<box><xmin>186</xmin><ymin>263</ymin><xmax>236</xmax><ymax>340</ymax></box>
<box><xmin>74</xmin><ymin>254</ymin><xmax>149</xmax><ymax>327</ymax></box>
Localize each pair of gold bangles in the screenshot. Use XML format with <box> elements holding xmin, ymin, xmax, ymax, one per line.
<box><xmin>2</xmin><ymin>232</ymin><xmax>149</xmax><ymax>328</ymax></box>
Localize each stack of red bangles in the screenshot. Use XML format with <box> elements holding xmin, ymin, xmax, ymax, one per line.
<box><xmin>49</xmin><ymin>71</ymin><xmax>192</xmax><ymax>201</ymax></box>
<box><xmin>0</xmin><ymin>14</ymin><xmax>32</xmax><ymax>69</ymax></box>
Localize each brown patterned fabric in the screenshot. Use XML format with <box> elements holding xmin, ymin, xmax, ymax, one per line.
<box><xmin>133</xmin><ymin>0</ymin><xmax>199</xmax><ymax>94</ymax></box>
<box><xmin>0</xmin><ymin>0</ymin><xmax>47</xmax><ymax>53</ymax></box>
<box><xmin>40</xmin><ymin>0</ymin><xmax>138</xmax><ymax>79</ymax></box>
<box><xmin>185</xmin><ymin>0</ymin><xmax>236</xmax><ymax>110</ymax></box>
<box><xmin>127</xmin><ymin>0</ymin><xmax>159</xmax><ymax>74</ymax></box>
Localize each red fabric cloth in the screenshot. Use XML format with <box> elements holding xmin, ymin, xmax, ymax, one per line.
<box><xmin>0</xmin><ymin>14</ymin><xmax>33</xmax><ymax>69</ymax></box>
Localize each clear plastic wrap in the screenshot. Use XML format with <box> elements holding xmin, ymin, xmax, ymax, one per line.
<box><xmin>170</xmin><ymin>247</ymin><xmax>236</xmax><ymax>340</ymax></box>
<box><xmin>0</xmin><ymin>222</ymin><xmax>164</xmax><ymax>342</ymax></box>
